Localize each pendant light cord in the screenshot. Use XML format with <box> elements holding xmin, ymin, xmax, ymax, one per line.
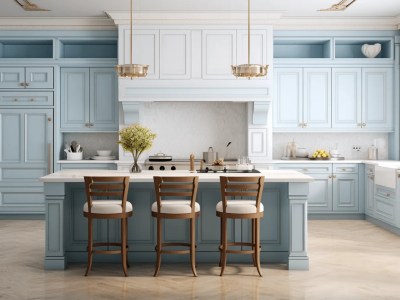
<box><xmin>247</xmin><ymin>0</ymin><xmax>250</xmax><ymax>65</ymax></box>
<box><xmin>130</xmin><ymin>0</ymin><xmax>133</xmax><ymax>67</ymax></box>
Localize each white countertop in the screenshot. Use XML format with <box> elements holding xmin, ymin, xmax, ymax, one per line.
<box><xmin>40</xmin><ymin>169</ymin><xmax>313</xmax><ymax>183</ymax></box>
<box><xmin>58</xmin><ymin>160</ymin><xmax>117</xmax><ymax>164</ymax></box>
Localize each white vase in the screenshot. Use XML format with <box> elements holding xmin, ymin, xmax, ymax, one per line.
<box><xmin>361</xmin><ymin>43</ymin><xmax>381</xmax><ymax>58</ymax></box>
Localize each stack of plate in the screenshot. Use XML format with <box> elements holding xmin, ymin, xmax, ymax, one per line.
<box><xmin>91</xmin><ymin>150</ymin><xmax>115</xmax><ymax>161</ymax></box>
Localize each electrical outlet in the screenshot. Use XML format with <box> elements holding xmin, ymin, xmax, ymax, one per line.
<box><xmin>352</xmin><ymin>146</ymin><xmax>361</xmax><ymax>151</ymax></box>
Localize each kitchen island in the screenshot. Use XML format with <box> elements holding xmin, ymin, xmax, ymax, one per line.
<box><xmin>41</xmin><ymin>169</ymin><xmax>313</xmax><ymax>271</ymax></box>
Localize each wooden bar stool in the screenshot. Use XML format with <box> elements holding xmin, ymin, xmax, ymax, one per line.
<box><xmin>217</xmin><ymin>176</ymin><xmax>265</xmax><ymax>276</ymax></box>
<box><xmin>83</xmin><ymin>176</ymin><xmax>132</xmax><ymax>277</ymax></box>
<box><xmin>152</xmin><ymin>176</ymin><xmax>200</xmax><ymax>277</ymax></box>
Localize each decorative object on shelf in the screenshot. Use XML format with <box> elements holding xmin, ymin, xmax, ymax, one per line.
<box><xmin>361</xmin><ymin>43</ymin><xmax>382</xmax><ymax>58</ymax></box>
<box><xmin>318</xmin><ymin>0</ymin><xmax>357</xmax><ymax>11</ymax></box>
<box><xmin>64</xmin><ymin>141</ymin><xmax>83</xmax><ymax>160</ymax></box>
<box><xmin>115</xmin><ymin>0</ymin><xmax>149</xmax><ymax>78</ymax></box>
<box><xmin>118</xmin><ymin>124</ymin><xmax>156</xmax><ymax>173</ymax></box>
<box><xmin>14</xmin><ymin>0</ymin><xmax>50</xmax><ymax>11</ymax></box>
<box><xmin>231</xmin><ymin>0</ymin><xmax>268</xmax><ymax>79</ymax></box>
<box><xmin>309</xmin><ymin>149</ymin><xmax>330</xmax><ymax>160</ymax></box>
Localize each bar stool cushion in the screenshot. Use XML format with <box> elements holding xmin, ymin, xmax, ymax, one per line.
<box><xmin>83</xmin><ymin>200</ymin><xmax>133</xmax><ymax>214</ymax></box>
<box><xmin>152</xmin><ymin>200</ymin><xmax>200</xmax><ymax>214</ymax></box>
<box><xmin>216</xmin><ymin>200</ymin><xmax>264</xmax><ymax>214</ymax></box>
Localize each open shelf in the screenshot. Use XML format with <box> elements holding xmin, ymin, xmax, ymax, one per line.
<box><xmin>0</xmin><ymin>40</ymin><xmax>53</xmax><ymax>58</ymax></box>
<box><xmin>334</xmin><ymin>39</ymin><xmax>392</xmax><ymax>59</ymax></box>
<box><xmin>59</xmin><ymin>39</ymin><xmax>117</xmax><ymax>59</ymax></box>
<box><xmin>274</xmin><ymin>38</ymin><xmax>331</xmax><ymax>59</ymax></box>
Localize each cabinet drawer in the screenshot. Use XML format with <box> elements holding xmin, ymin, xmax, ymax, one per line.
<box><xmin>274</xmin><ymin>163</ymin><xmax>331</xmax><ymax>173</ymax></box>
<box><xmin>0</xmin><ymin>187</ymin><xmax>45</xmax><ymax>207</ymax></box>
<box><xmin>375</xmin><ymin>185</ymin><xmax>396</xmax><ymax>199</ymax></box>
<box><xmin>374</xmin><ymin>195</ymin><xmax>396</xmax><ymax>226</ymax></box>
<box><xmin>0</xmin><ymin>92</ymin><xmax>53</xmax><ymax>106</ymax></box>
<box><xmin>333</xmin><ymin>164</ymin><xmax>359</xmax><ymax>174</ymax></box>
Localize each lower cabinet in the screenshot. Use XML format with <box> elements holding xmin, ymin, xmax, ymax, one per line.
<box><xmin>274</xmin><ymin>163</ymin><xmax>359</xmax><ymax>214</ymax></box>
<box><xmin>0</xmin><ymin>108</ymin><xmax>53</xmax><ymax>214</ymax></box>
<box><xmin>365</xmin><ymin>165</ymin><xmax>375</xmax><ymax>216</ymax></box>
<box><xmin>64</xmin><ymin>182</ymin><xmax>289</xmax><ymax>255</ymax></box>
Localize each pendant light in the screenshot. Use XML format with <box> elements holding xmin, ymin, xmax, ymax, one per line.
<box><xmin>116</xmin><ymin>0</ymin><xmax>148</xmax><ymax>78</ymax></box>
<box><xmin>231</xmin><ymin>0</ymin><xmax>268</xmax><ymax>79</ymax></box>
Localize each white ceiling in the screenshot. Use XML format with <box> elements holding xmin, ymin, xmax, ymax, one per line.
<box><xmin>1</xmin><ymin>0</ymin><xmax>399</xmax><ymax>18</ymax></box>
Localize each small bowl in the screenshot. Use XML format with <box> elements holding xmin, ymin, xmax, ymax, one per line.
<box><xmin>97</xmin><ymin>150</ymin><xmax>112</xmax><ymax>157</ymax></box>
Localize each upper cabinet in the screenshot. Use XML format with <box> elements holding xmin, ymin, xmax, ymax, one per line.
<box><xmin>60</xmin><ymin>68</ymin><xmax>118</xmax><ymax>132</ymax></box>
<box><xmin>117</xmin><ymin>26</ymin><xmax>273</xmax><ymax>101</ymax></box>
<box><xmin>0</xmin><ymin>67</ymin><xmax>53</xmax><ymax>89</ymax></box>
<box><xmin>332</xmin><ymin>67</ymin><xmax>393</xmax><ymax>131</ymax></box>
<box><xmin>273</xmin><ymin>67</ymin><xmax>331</xmax><ymax>130</ymax></box>
<box><xmin>274</xmin><ymin>66</ymin><xmax>394</xmax><ymax>132</ymax></box>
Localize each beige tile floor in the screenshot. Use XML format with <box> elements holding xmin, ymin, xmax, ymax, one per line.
<box><xmin>1</xmin><ymin>220</ymin><xmax>400</xmax><ymax>300</ymax></box>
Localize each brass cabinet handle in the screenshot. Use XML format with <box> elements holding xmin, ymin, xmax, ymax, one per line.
<box><xmin>341</xmin><ymin>168</ymin><xmax>346</xmax><ymax>171</ymax></box>
<box><xmin>25</xmin><ymin>82</ymin><xmax>30</xmax><ymax>87</ymax></box>
<box><xmin>357</xmin><ymin>123</ymin><xmax>361</xmax><ymax>127</ymax></box>
<box><xmin>85</xmin><ymin>123</ymin><xmax>90</xmax><ymax>127</ymax></box>
<box><xmin>332</xmin><ymin>175</ymin><xmax>336</xmax><ymax>179</ymax></box>
<box><xmin>329</xmin><ymin>175</ymin><xmax>332</xmax><ymax>178</ymax></box>
<box><xmin>362</xmin><ymin>123</ymin><xmax>366</xmax><ymax>127</ymax></box>
<box><xmin>90</xmin><ymin>123</ymin><xmax>94</xmax><ymax>127</ymax></box>
<box><xmin>303</xmin><ymin>123</ymin><xmax>307</xmax><ymax>127</ymax></box>
<box><xmin>298</xmin><ymin>123</ymin><xmax>303</xmax><ymax>127</ymax></box>
<box><xmin>370</xmin><ymin>175</ymin><xmax>375</xmax><ymax>180</ymax></box>
<box><xmin>302</xmin><ymin>168</ymin><xmax>308</xmax><ymax>172</ymax></box>
<box><xmin>47</xmin><ymin>117</ymin><xmax>52</xmax><ymax>122</ymax></box>
<box><xmin>386</xmin><ymin>193</ymin><xmax>391</xmax><ymax>197</ymax></box>
<box><xmin>19</xmin><ymin>83</ymin><xmax>25</xmax><ymax>87</ymax></box>
<box><xmin>14</xmin><ymin>98</ymin><xmax>18</xmax><ymax>101</ymax></box>
<box><xmin>30</xmin><ymin>98</ymin><xmax>34</xmax><ymax>101</ymax></box>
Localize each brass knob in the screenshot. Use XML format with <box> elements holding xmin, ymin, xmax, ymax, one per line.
<box><xmin>341</xmin><ymin>168</ymin><xmax>346</xmax><ymax>171</ymax></box>
<box><xmin>362</xmin><ymin>123</ymin><xmax>366</xmax><ymax>127</ymax></box>
<box><xmin>30</xmin><ymin>98</ymin><xmax>34</xmax><ymax>101</ymax></box>
<box><xmin>47</xmin><ymin>117</ymin><xmax>52</xmax><ymax>122</ymax></box>
<box><xmin>329</xmin><ymin>175</ymin><xmax>332</xmax><ymax>178</ymax></box>
<box><xmin>303</xmin><ymin>123</ymin><xmax>307</xmax><ymax>127</ymax></box>
<box><xmin>19</xmin><ymin>83</ymin><xmax>25</xmax><ymax>87</ymax></box>
<box><xmin>85</xmin><ymin>123</ymin><xmax>90</xmax><ymax>127</ymax></box>
<box><xmin>298</xmin><ymin>123</ymin><xmax>303</xmax><ymax>127</ymax></box>
<box><xmin>332</xmin><ymin>175</ymin><xmax>336</xmax><ymax>179</ymax></box>
<box><xmin>357</xmin><ymin>123</ymin><xmax>361</xmax><ymax>127</ymax></box>
<box><xmin>25</xmin><ymin>82</ymin><xmax>30</xmax><ymax>87</ymax></box>
<box><xmin>386</xmin><ymin>193</ymin><xmax>391</xmax><ymax>197</ymax></box>
<box><xmin>302</xmin><ymin>168</ymin><xmax>308</xmax><ymax>172</ymax></box>
<box><xmin>90</xmin><ymin>123</ymin><xmax>94</xmax><ymax>127</ymax></box>
<box><xmin>14</xmin><ymin>98</ymin><xmax>18</xmax><ymax>101</ymax></box>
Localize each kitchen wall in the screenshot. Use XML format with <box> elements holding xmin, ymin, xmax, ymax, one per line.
<box><xmin>273</xmin><ymin>133</ymin><xmax>389</xmax><ymax>160</ymax></box>
<box><xmin>133</xmin><ymin>102</ymin><xmax>247</xmax><ymax>160</ymax></box>
<box><xmin>63</xmin><ymin>133</ymin><xmax>119</xmax><ymax>160</ymax></box>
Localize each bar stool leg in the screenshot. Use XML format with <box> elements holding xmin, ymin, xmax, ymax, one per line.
<box><xmin>154</xmin><ymin>218</ymin><xmax>162</xmax><ymax>277</ymax></box>
<box><xmin>125</xmin><ymin>218</ymin><xmax>130</xmax><ymax>268</ymax></box>
<box><xmin>252</xmin><ymin>218</ymin><xmax>257</xmax><ymax>267</ymax></box>
<box><xmin>255</xmin><ymin>218</ymin><xmax>262</xmax><ymax>277</ymax></box>
<box><xmin>190</xmin><ymin>218</ymin><xmax>197</xmax><ymax>277</ymax></box>
<box><xmin>121</xmin><ymin>218</ymin><xmax>128</xmax><ymax>277</ymax></box>
<box><xmin>218</xmin><ymin>218</ymin><xmax>223</xmax><ymax>267</ymax></box>
<box><xmin>220</xmin><ymin>217</ymin><xmax>227</xmax><ymax>276</ymax></box>
<box><xmin>85</xmin><ymin>217</ymin><xmax>93</xmax><ymax>276</ymax></box>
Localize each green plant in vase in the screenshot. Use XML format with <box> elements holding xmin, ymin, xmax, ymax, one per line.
<box><xmin>118</xmin><ymin>124</ymin><xmax>156</xmax><ymax>173</ymax></box>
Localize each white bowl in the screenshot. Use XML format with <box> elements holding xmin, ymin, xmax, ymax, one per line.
<box><xmin>97</xmin><ymin>150</ymin><xmax>112</xmax><ymax>157</ymax></box>
<box><xmin>361</xmin><ymin>43</ymin><xmax>381</xmax><ymax>58</ymax></box>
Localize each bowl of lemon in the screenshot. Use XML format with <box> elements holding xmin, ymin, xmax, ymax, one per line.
<box><xmin>309</xmin><ymin>149</ymin><xmax>330</xmax><ymax>160</ymax></box>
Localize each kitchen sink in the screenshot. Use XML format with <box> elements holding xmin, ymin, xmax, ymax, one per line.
<box><xmin>375</xmin><ymin>164</ymin><xmax>400</xmax><ymax>189</ymax></box>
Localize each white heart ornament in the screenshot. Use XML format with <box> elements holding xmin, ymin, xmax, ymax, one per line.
<box><xmin>361</xmin><ymin>43</ymin><xmax>381</xmax><ymax>58</ymax></box>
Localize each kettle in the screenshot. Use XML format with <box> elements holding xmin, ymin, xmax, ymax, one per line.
<box><xmin>203</xmin><ymin>147</ymin><xmax>218</xmax><ymax>164</ymax></box>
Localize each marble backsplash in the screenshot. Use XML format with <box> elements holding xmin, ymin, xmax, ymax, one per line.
<box><xmin>129</xmin><ymin>101</ymin><xmax>248</xmax><ymax>160</ymax></box>
<box><xmin>273</xmin><ymin>132</ymin><xmax>389</xmax><ymax>160</ymax></box>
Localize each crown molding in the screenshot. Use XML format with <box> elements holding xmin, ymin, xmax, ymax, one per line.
<box><xmin>0</xmin><ymin>17</ymin><xmax>115</xmax><ymax>30</ymax></box>
<box><xmin>105</xmin><ymin>11</ymin><xmax>282</xmax><ymax>25</ymax></box>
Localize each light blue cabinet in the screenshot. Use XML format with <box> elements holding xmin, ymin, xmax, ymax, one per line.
<box><xmin>273</xmin><ymin>67</ymin><xmax>331</xmax><ymax>129</ymax></box>
<box><xmin>332</xmin><ymin>67</ymin><xmax>393</xmax><ymax>131</ymax></box>
<box><xmin>0</xmin><ymin>67</ymin><xmax>53</xmax><ymax>89</ymax></box>
<box><xmin>273</xmin><ymin>163</ymin><xmax>360</xmax><ymax>214</ymax></box>
<box><xmin>60</xmin><ymin>68</ymin><xmax>118</xmax><ymax>132</ymax></box>
<box><xmin>365</xmin><ymin>165</ymin><xmax>375</xmax><ymax>216</ymax></box>
<box><xmin>0</xmin><ymin>108</ymin><xmax>53</xmax><ymax>214</ymax></box>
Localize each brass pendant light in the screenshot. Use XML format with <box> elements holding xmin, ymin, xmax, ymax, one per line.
<box><xmin>116</xmin><ymin>0</ymin><xmax>148</xmax><ymax>79</ymax></box>
<box><xmin>231</xmin><ymin>0</ymin><xmax>268</xmax><ymax>79</ymax></box>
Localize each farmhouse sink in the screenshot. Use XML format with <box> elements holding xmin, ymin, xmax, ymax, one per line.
<box><xmin>375</xmin><ymin>164</ymin><xmax>400</xmax><ymax>189</ymax></box>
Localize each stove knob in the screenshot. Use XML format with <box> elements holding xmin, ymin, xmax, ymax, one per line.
<box><xmin>148</xmin><ymin>166</ymin><xmax>154</xmax><ymax>170</ymax></box>
<box><xmin>160</xmin><ymin>166</ymin><xmax>165</xmax><ymax>171</ymax></box>
<box><xmin>171</xmin><ymin>166</ymin><xmax>176</xmax><ymax>170</ymax></box>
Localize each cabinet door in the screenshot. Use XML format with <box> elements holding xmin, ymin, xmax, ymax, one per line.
<box><xmin>60</xmin><ymin>68</ymin><xmax>90</xmax><ymax>131</ymax></box>
<box><xmin>0</xmin><ymin>108</ymin><xmax>53</xmax><ymax>213</ymax></box>
<box><xmin>362</xmin><ymin>68</ymin><xmax>393</xmax><ymax>130</ymax></box>
<box><xmin>273</xmin><ymin>68</ymin><xmax>303</xmax><ymax>129</ymax></box>
<box><xmin>25</xmin><ymin>67</ymin><xmax>54</xmax><ymax>89</ymax></box>
<box><xmin>0</xmin><ymin>67</ymin><xmax>25</xmax><ymax>89</ymax></box>
<box><xmin>120</xmin><ymin>28</ymin><xmax>159</xmax><ymax>79</ymax></box>
<box><xmin>160</xmin><ymin>30</ymin><xmax>191</xmax><ymax>79</ymax></box>
<box><xmin>365</xmin><ymin>172</ymin><xmax>375</xmax><ymax>216</ymax></box>
<box><xmin>89</xmin><ymin>68</ymin><xmax>118</xmax><ymax>131</ymax></box>
<box><xmin>303</xmin><ymin>68</ymin><xmax>331</xmax><ymax>128</ymax></box>
<box><xmin>202</xmin><ymin>30</ymin><xmax>236</xmax><ymax>79</ymax></box>
<box><xmin>237</xmin><ymin>29</ymin><xmax>267</xmax><ymax>68</ymax></box>
<box><xmin>307</xmin><ymin>173</ymin><xmax>332</xmax><ymax>212</ymax></box>
<box><xmin>333</xmin><ymin>173</ymin><xmax>359</xmax><ymax>212</ymax></box>
<box><xmin>332</xmin><ymin>68</ymin><xmax>362</xmax><ymax>129</ymax></box>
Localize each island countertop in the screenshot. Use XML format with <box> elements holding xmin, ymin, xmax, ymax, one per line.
<box><xmin>40</xmin><ymin>169</ymin><xmax>313</xmax><ymax>183</ymax></box>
